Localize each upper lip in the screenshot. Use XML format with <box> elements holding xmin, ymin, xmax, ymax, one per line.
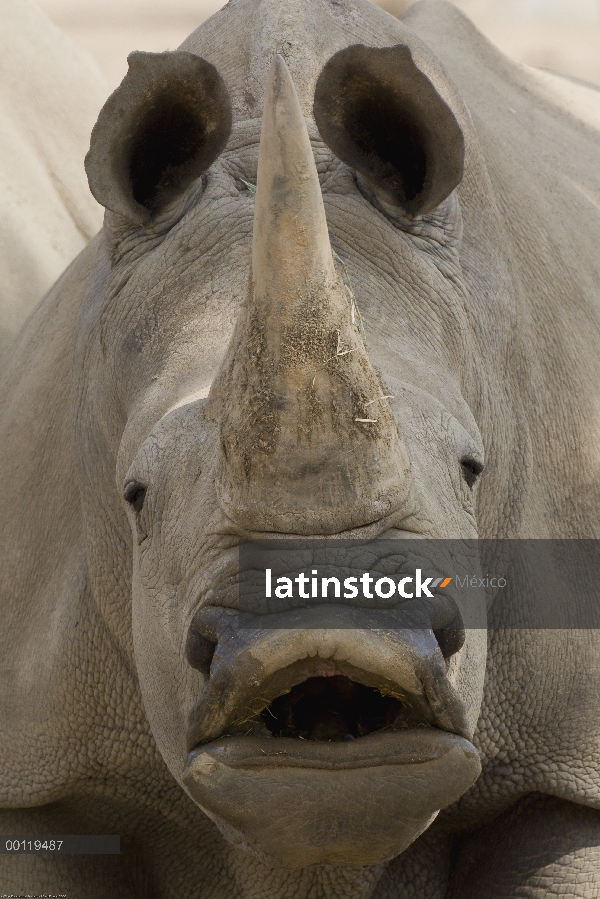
<box><xmin>185</xmin><ymin>603</ymin><xmax>469</xmax><ymax>753</ymax></box>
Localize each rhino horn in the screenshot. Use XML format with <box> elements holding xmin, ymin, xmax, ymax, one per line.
<box><xmin>252</xmin><ymin>53</ymin><xmax>337</xmax><ymax>319</ymax></box>
<box><xmin>210</xmin><ymin>55</ymin><xmax>410</xmax><ymax>534</ymax></box>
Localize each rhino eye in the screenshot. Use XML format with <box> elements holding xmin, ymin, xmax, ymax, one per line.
<box><xmin>124</xmin><ymin>480</ymin><xmax>147</xmax><ymax>514</ymax></box>
<box><xmin>460</xmin><ymin>458</ymin><xmax>483</xmax><ymax>489</ymax></box>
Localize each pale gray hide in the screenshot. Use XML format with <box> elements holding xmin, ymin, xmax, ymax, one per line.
<box><xmin>0</xmin><ymin>0</ymin><xmax>106</xmax><ymax>360</ymax></box>
<box><xmin>0</xmin><ymin>0</ymin><xmax>600</xmax><ymax>897</ymax></box>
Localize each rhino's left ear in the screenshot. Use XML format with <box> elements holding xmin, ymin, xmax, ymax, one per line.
<box><xmin>85</xmin><ymin>51</ymin><xmax>232</xmax><ymax>225</ymax></box>
<box><xmin>313</xmin><ymin>44</ymin><xmax>464</xmax><ymax>217</ymax></box>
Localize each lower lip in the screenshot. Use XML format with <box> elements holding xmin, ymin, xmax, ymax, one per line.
<box><xmin>182</xmin><ymin>728</ymin><xmax>481</xmax><ymax>867</ymax></box>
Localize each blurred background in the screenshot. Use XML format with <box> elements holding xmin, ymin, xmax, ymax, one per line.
<box><xmin>34</xmin><ymin>0</ymin><xmax>600</xmax><ymax>92</ymax></box>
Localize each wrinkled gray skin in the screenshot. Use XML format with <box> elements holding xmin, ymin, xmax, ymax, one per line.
<box><xmin>1</xmin><ymin>0</ymin><xmax>600</xmax><ymax>896</ymax></box>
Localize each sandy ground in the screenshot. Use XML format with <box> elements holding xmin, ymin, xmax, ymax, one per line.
<box><xmin>34</xmin><ymin>0</ymin><xmax>600</xmax><ymax>93</ymax></box>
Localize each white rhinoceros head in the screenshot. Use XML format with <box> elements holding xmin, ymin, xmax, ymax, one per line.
<box><xmin>74</xmin><ymin>1</ymin><xmax>505</xmax><ymax>868</ymax></box>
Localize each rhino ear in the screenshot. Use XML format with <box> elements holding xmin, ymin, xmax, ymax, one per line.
<box><xmin>85</xmin><ymin>51</ymin><xmax>232</xmax><ymax>225</ymax></box>
<box><xmin>313</xmin><ymin>44</ymin><xmax>464</xmax><ymax>217</ymax></box>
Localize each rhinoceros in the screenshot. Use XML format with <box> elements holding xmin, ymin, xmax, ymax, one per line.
<box><xmin>1</xmin><ymin>0</ymin><xmax>600</xmax><ymax>895</ymax></box>
<box><xmin>0</xmin><ymin>0</ymin><xmax>107</xmax><ymax>360</ymax></box>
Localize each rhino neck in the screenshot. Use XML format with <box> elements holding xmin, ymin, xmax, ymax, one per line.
<box><xmin>210</xmin><ymin>56</ymin><xmax>409</xmax><ymax>535</ymax></box>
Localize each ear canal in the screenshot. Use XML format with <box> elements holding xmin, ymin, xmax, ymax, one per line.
<box><xmin>85</xmin><ymin>51</ymin><xmax>232</xmax><ymax>224</ymax></box>
<box><xmin>313</xmin><ymin>44</ymin><xmax>464</xmax><ymax>217</ymax></box>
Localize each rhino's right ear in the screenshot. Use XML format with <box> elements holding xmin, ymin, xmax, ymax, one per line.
<box><xmin>85</xmin><ymin>51</ymin><xmax>232</xmax><ymax>225</ymax></box>
<box><xmin>313</xmin><ymin>44</ymin><xmax>464</xmax><ymax>217</ymax></box>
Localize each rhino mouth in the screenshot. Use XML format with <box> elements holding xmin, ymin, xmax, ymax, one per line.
<box><xmin>260</xmin><ymin>674</ymin><xmax>416</xmax><ymax>741</ymax></box>
<box><xmin>182</xmin><ymin>650</ymin><xmax>480</xmax><ymax>868</ymax></box>
<box><xmin>185</xmin><ymin>603</ymin><xmax>467</xmax><ymax>753</ymax></box>
<box><xmin>182</xmin><ymin>605</ymin><xmax>480</xmax><ymax>867</ymax></box>
<box><xmin>224</xmin><ymin>671</ymin><xmax>434</xmax><ymax>743</ymax></box>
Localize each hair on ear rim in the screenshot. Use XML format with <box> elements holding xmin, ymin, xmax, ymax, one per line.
<box><xmin>313</xmin><ymin>43</ymin><xmax>464</xmax><ymax>217</ymax></box>
<box><xmin>85</xmin><ymin>51</ymin><xmax>232</xmax><ymax>226</ymax></box>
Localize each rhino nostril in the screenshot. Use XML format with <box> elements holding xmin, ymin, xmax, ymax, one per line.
<box><xmin>433</xmin><ymin>624</ymin><xmax>466</xmax><ymax>660</ymax></box>
<box><xmin>186</xmin><ymin>629</ymin><xmax>217</xmax><ymax>675</ymax></box>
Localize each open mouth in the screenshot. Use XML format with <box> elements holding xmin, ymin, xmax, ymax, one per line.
<box><xmin>185</xmin><ymin>603</ymin><xmax>469</xmax><ymax>752</ymax></box>
<box><xmin>226</xmin><ymin>673</ymin><xmax>433</xmax><ymax>743</ymax></box>
<box><xmin>265</xmin><ymin>675</ymin><xmax>406</xmax><ymax>740</ymax></box>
